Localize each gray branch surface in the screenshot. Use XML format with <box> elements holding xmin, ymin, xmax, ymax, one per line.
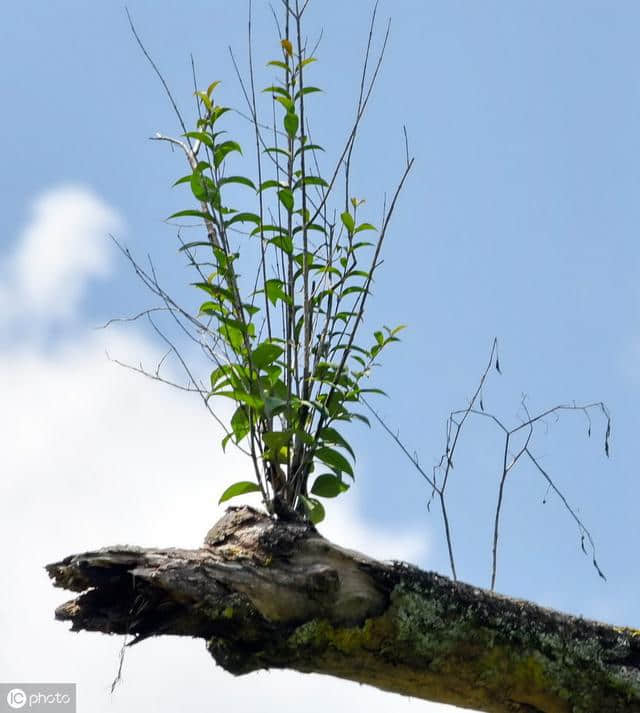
<box><xmin>47</xmin><ymin>507</ymin><xmax>640</xmax><ymax>712</ymax></box>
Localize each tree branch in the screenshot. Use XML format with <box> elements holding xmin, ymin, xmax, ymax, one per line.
<box><xmin>48</xmin><ymin>507</ymin><xmax>640</xmax><ymax>713</ymax></box>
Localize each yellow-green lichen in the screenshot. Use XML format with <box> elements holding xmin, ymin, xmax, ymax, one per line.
<box><xmin>383</xmin><ymin>583</ymin><xmax>640</xmax><ymax>711</ymax></box>
<box><xmin>275</xmin><ymin>580</ymin><xmax>640</xmax><ymax>711</ymax></box>
<box><xmin>287</xmin><ymin>613</ymin><xmax>395</xmax><ymax>656</ymax></box>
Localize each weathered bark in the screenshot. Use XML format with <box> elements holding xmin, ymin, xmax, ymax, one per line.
<box><xmin>47</xmin><ymin>506</ymin><xmax>640</xmax><ymax>712</ymax></box>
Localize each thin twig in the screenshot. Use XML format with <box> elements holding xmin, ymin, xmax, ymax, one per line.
<box><xmin>125</xmin><ymin>8</ymin><xmax>190</xmax><ymax>141</ymax></box>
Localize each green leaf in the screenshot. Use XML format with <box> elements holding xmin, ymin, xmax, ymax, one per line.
<box><xmin>318</xmin><ymin>427</ymin><xmax>355</xmax><ymax>460</ymax></box>
<box><xmin>334</xmin><ymin>310</ymin><xmax>358</xmax><ymax>323</ymax></box>
<box><xmin>259</xmin><ymin>179</ymin><xmax>285</xmax><ymax>191</ymax></box>
<box><xmin>345</xmin><ymin>269</ymin><xmax>371</xmax><ymax>280</ymax></box>
<box><xmin>219</xmin><ymin>313</ymin><xmax>251</xmax><ymax>335</ymax></box>
<box><xmin>196</xmin><ymin>91</ymin><xmax>213</xmax><ymax>111</ymax></box>
<box><xmin>211</xmin><ymin>246</ymin><xmax>236</xmax><ymax>271</ymax></box>
<box><xmin>191</xmin><ymin>160</ymin><xmax>211</xmax><ymax>173</ymax></box>
<box><xmin>243</xmin><ymin>303</ymin><xmax>261</xmax><ymax>317</ymax></box>
<box><xmin>349</xmin><ymin>412</ymin><xmax>371</xmax><ymax>427</ymax></box>
<box><xmin>294</xmin><ymin>143</ymin><xmax>325</xmax><ymax>157</ymax></box>
<box><xmin>341</xmin><ymin>211</ymin><xmax>355</xmax><ymax>233</ymax></box>
<box><xmin>284</xmin><ymin>112</ymin><xmax>299</xmax><ymax>138</ymax></box>
<box><xmin>264</xmin><ymin>364</ymin><xmax>283</xmax><ymax>386</ymax></box>
<box><xmin>206</xmin><ymin>80</ymin><xmax>221</xmax><ymax>97</ymax></box>
<box><xmin>355</xmin><ymin>222</ymin><xmax>377</xmax><ymax>233</ymax></box>
<box><xmin>221</xmin><ymin>433</ymin><xmax>232</xmax><ymax>452</ymax></box>
<box><xmin>269</xmin><ymin>234</ymin><xmax>294</xmax><ymax>254</ymax></box>
<box><xmin>390</xmin><ymin>324</ymin><xmax>407</xmax><ymax>337</ymax></box>
<box><xmin>190</xmin><ymin>173</ymin><xmax>218</xmax><ymax>203</ymax></box>
<box><xmin>172</xmin><ymin>174</ymin><xmax>193</xmax><ymax>187</ymax></box>
<box><xmin>219</xmin><ymin>175</ymin><xmax>256</xmax><ymax>190</ymax></box>
<box><xmin>275</xmin><ymin>95</ymin><xmax>295</xmax><ymax>113</ymax></box>
<box><xmin>360</xmin><ymin>387</ymin><xmax>388</xmax><ymax>396</ymax></box>
<box><xmin>251</xmin><ymin>224</ymin><xmax>288</xmax><ymax>236</ymax></box>
<box><xmin>314</xmin><ymin>446</ymin><xmax>354</xmax><ymax>478</ymax></box>
<box><xmin>263</xmin><ymin>430</ymin><xmax>292</xmax><ymax>452</ymax></box>
<box><xmin>263</xmin><ymin>147</ymin><xmax>291</xmax><ymax>159</ymax></box>
<box><xmin>218</xmin><ymin>325</ymin><xmax>248</xmax><ymax>353</ymax></box>
<box><xmin>293</xmin><ymin>175</ymin><xmax>329</xmax><ymax>191</ymax></box>
<box><xmin>294</xmin><ymin>86</ymin><xmax>322</xmax><ymax>100</ymax></box>
<box><xmin>226</xmin><ymin>390</ymin><xmax>263</xmax><ymax>410</ymax></box>
<box><xmin>178</xmin><ymin>240</ymin><xmax>213</xmax><ymax>252</ymax></box>
<box><xmin>251</xmin><ymin>341</ymin><xmax>284</xmax><ymax>370</ymax></box>
<box><xmin>199</xmin><ymin>87</ymin><xmax>215</xmax><ymax>107</ymax></box>
<box><xmin>210</xmin><ymin>364</ymin><xmax>234</xmax><ymax>391</ymax></box>
<box><xmin>292</xmin><ymin>223</ymin><xmax>327</xmax><ymax>236</ymax></box>
<box><xmin>214</xmin><ymin>140</ymin><xmax>242</xmax><ymax>168</ymax></box>
<box><xmin>264</xmin><ymin>395</ymin><xmax>288</xmax><ymax>417</ymax></box>
<box><xmin>184</xmin><ymin>131</ymin><xmax>214</xmax><ymax>149</ymax></box>
<box><xmin>299</xmin><ymin>57</ymin><xmax>317</xmax><ymax>70</ymax></box>
<box><xmin>293</xmin><ymin>250</ymin><xmax>316</xmax><ymax>268</ymax></box>
<box><xmin>210</xmin><ymin>106</ymin><xmax>231</xmax><ymax>123</ymax></box>
<box><xmin>199</xmin><ymin>300</ymin><xmax>223</xmax><ymax>316</ymax></box>
<box><xmin>267</xmin><ymin>60</ymin><xmax>289</xmax><ymax>71</ymax></box>
<box><xmin>218</xmin><ymin>481</ymin><xmax>261</xmax><ymax>504</ymax></box>
<box><xmin>340</xmin><ymin>285</ymin><xmax>368</xmax><ymax>298</ymax></box>
<box><xmin>263</xmin><ymin>85</ymin><xmax>291</xmax><ymax>98</ymax></box>
<box><xmin>311</xmin><ymin>474</ymin><xmax>349</xmax><ymax>498</ymax></box>
<box><xmin>194</xmin><ymin>282</ymin><xmax>233</xmax><ymax>301</ymax></box>
<box><xmin>278</xmin><ymin>188</ymin><xmax>294</xmax><ymax>213</ymax></box>
<box><xmin>264</xmin><ymin>279</ymin><xmax>292</xmax><ymax>306</ymax></box>
<box><xmin>299</xmin><ymin>495</ymin><xmax>325</xmax><ymax>524</ymax></box>
<box><xmin>225</xmin><ymin>212</ymin><xmax>261</xmax><ymax>228</ymax></box>
<box><xmin>230</xmin><ymin>405</ymin><xmax>251</xmax><ymax>442</ymax></box>
<box><xmin>168</xmin><ymin>209</ymin><xmax>215</xmax><ymax>221</ymax></box>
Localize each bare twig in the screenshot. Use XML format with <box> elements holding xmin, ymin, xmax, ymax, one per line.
<box><xmin>125</xmin><ymin>8</ymin><xmax>190</xmax><ymax>141</ymax></box>
<box><xmin>364</xmin><ymin>339</ymin><xmax>610</xmax><ymax>589</ymax></box>
<box><xmin>96</xmin><ymin>308</ymin><xmax>173</xmax><ymax>330</ymax></box>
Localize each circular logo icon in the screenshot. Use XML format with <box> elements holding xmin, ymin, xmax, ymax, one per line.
<box><xmin>7</xmin><ymin>688</ymin><xmax>27</xmax><ymax>709</ymax></box>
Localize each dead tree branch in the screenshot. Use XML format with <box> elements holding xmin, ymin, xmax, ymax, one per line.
<box><xmin>47</xmin><ymin>506</ymin><xmax>640</xmax><ymax>713</ymax></box>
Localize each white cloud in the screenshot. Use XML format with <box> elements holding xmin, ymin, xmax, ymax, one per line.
<box><xmin>0</xmin><ymin>187</ymin><xmax>456</xmax><ymax>713</ymax></box>
<box><xmin>0</xmin><ymin>185</ymin><xmax>121</xmax><ymax>324</ymax></box>
<box><xmin>0</xmin><ymin>330</ymin><xmax>449</xmax><ymax>713</ymax></box>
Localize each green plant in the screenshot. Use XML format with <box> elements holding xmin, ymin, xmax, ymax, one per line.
<box><xmin>116</xmin><ymin>3</ymin><xmax>611</xmax><ymax>587</ymax></box>
<box><xmin>129</xmin><ymin>4</ymin><xmax>413</xmax><ymax>523</ymax></box>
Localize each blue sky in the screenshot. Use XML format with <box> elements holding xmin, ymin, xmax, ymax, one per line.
<box><xmin>1</xmin><ymin>2</ymin><xmax>639</xmax><ymax>711</ymax></box>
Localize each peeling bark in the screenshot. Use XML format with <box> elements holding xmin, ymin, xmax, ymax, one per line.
<box><xmin>47</xmin><ymin>506</ymin><xmax>640</xmax><ymax>712</ymax></box>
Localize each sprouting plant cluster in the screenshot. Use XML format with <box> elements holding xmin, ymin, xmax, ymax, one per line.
<box><xmin>116</xmin><ymin>3</ymin><xmax>612</xmax><ymax>589</ymax></box>
<box><xmin>159</xmin><ymin>20</ymin><xmax>410</xmax><ymax>523</ymax></box>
